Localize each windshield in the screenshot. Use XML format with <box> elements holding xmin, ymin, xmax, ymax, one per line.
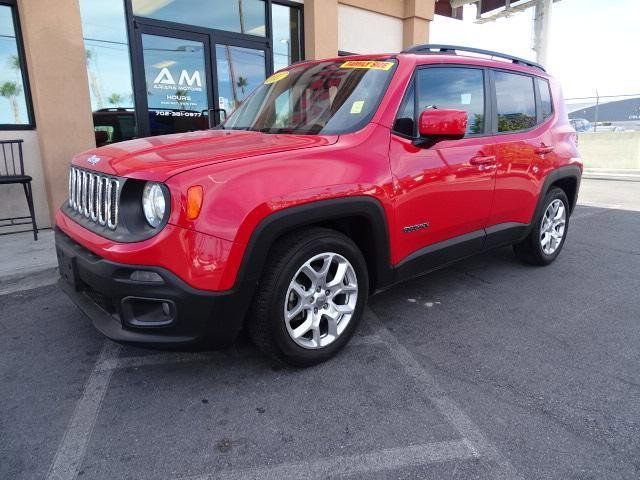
<box><xmin>222</xmin><ymin>59</ymin><xmax>397</xmax><ymax>135</ymax></box>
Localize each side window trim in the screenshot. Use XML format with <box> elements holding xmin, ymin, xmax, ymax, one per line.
<box><xmin>392</xmin><ymin>64</ymin><xmax>490</xmax><ymax>139</ymax></box>
<box><xmin>391</xmin><ymin>71</ymin><xmax>417</xmax><ymax>139</ymax></box>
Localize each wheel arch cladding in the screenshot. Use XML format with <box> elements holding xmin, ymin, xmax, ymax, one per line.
<box><xmin>536</xmin><ymin>165</ymin><xmax>582</xmax><ymax>220</ymax></box>
<box><xmin>236</xmin><ymin>197</ymin><xmax>394</xmax><ymax>294</ymax></box>
<box><xmin>550</xmin><ymin>176</ymin><xmax>579</xmax><ymax>213</ymax></box>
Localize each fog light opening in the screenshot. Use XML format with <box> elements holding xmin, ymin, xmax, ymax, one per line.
<box><xmin>129</xmin><ymin>270</ymin><xmax>164</xmax><ymax>283</ymax></box>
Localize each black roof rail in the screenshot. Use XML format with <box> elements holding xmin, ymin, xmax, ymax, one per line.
<box><xmin>401</xmin><ymin>44</ymin><xmax>546</xmax><ymax>72</ymax></box>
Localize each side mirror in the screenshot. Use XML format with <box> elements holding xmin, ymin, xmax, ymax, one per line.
<box><xmin>416</xmin><ymin>109</ymin><xmax>467</xmax><ymax>147</ymax></box>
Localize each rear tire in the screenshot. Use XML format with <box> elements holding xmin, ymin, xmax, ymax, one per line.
<box><xmin>513</xmin><ymin>187</ymin><xmax>570</xmax><ymax>265</ymax></box>
<box><xmin>248</xmin><ymin>227</ymin><xmax>369</xmax><ymax>367</ymax></box>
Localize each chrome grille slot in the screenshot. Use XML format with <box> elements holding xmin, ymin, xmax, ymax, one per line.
<box><xmin>68</xmin><ymin>167</ymin><xmax>120</xmax><ymax>230</ymax></box>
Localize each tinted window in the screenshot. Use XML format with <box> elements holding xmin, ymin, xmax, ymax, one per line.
<box><xmin>132</xmin><ymin>0</ymin><xmax>266</xmax><ymax>36</ymax></box>
<box><xmin>415</xmin><ymin>67</ymin><xmax>485</xmax><ymax>135</ymax></box>
<box><xmin>537</xmin><ymin>77</ymin><xmax>553</xmax><ymax>120</ymax></box>
<box><xmin>495</xmin><ymin>71</ymin><xmax>536</xmax><ymax>132</ymax></box>
<box><xmin>0</xmin><ymin>5</ymin><xmax>32</xmax><ymax>126</ymax></box>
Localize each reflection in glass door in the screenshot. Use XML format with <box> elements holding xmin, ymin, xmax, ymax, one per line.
<box><xmin>140</xmin><ymin>33</ymin><xmax>211</xmax><ymax>136</ymax></box>
<box><xmin>215</xmin><ymin>44</ymin><xmax>266</xmax><ymax>113</ymax></box>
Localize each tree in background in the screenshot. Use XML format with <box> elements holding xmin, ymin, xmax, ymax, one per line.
<box><xmin>107</xmin><ymin>93</ymin><xmax>123</xmax><ymax>107</ymax></box>
<box><xmin>85</xmin><ymin>49</ymin><xmax>104</xmax><ymax>109</ymax></box>
<box><xmin>0</xmin><ymin>81</ymin><xmax>23</xmax><ymax>124</ymax></box>
<box><xmin>236</xmin><ymin>76</ymin><xmax>248</xmax><ymax>97</ymax></box>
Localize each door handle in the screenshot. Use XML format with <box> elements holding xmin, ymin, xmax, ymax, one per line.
<box><xmin>535</xmin><ymin>144</ymin><xmax>554</xmax><ymax>155</ymax></box>
<box><xmin>469</xmin><ymin>155</ymin><xmax>496</xmax><ymax>166</ymax></box>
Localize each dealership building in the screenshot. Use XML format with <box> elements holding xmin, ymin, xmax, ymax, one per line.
<box><xmin>0</xmin><ymin>0</ymin><xmax>461</xmax><ymax>232</ymax></box>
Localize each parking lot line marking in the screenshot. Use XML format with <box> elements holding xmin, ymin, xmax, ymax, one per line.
<box><xmin>95</xmin><ymin>335</ymin><xmax>384</xmax><ymax>372</ymax></box>
<box><xmin>179</xmin><ymin>439</ymin><xmax>477</xmax><ymax>480</ymax></box>
<box><xmin>101</xmin><ymin>351</ymin><xmax>222</xmax><ymax>371</ymax></box>
<box><xmin>46</xmin><ymin>340</ymin><xmax>121</xmax><ymax>480</ymax></box>
<box><xmin>366</xmin><ymin>308</ymin><xmax>524</xmax><ymax>480</ymax></box>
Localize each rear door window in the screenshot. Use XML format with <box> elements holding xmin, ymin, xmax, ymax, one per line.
<box><xmin>494</xmin><ymin>71</ymin><xmax>536</xmax><ymax>132</ymax></box>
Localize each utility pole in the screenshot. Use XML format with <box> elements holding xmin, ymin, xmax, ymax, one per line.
<box><xmin>532</xmin><ymin>0</ymin><xmax>553</xmax><ymax>66</ymax></box>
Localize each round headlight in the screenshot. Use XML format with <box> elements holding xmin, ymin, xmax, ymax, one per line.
<box><xmin>142</xmin><ymin>182</ymin><xmax>166</xmax><ymax>228</ymax></box>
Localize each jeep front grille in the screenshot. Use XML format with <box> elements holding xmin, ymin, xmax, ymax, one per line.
<box><xmin>68</xmin><ymin>167</ymin><xmax>120</xmax><ymax>229</ymax></box>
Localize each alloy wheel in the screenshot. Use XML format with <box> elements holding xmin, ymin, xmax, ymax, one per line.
<box><xmin>283</xmin><ymin>252</ymin><xmax>358</xmax><ymax>349</ymax></box>
<box><xmin>540</xmin><ymin>199</ymin><xmax>566</xmax><ymax>255</ymax></box>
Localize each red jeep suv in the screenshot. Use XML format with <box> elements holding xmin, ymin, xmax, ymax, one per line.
<box><xmin>56</xmin><ymin>45</ymin><xmax>582</xmax><ymax>366</ymax></box>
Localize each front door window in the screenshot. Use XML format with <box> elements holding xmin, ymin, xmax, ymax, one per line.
<box><xmin>141</xmin><ymin>34</ymin><xmax>210</xmax><ymax>136</ymax></box>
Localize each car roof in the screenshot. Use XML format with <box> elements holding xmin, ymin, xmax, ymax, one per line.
<box><xmin>289</xmin><ymin>50</ymin><xmax>551</xmax><ymax>79</ymax></box>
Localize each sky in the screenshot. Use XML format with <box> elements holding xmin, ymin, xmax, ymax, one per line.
<box><xmin>430</xmin><ymin>0</ymin><xmax>640</xmax><ymax>100</ymax></box>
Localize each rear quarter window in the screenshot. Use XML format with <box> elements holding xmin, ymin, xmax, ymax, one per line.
<box><xmin>536</xmin><ymin>77</ymin><xmax>553</xmax><ymax>120</ymax></box>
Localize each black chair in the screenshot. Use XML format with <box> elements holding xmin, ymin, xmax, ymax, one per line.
<box><xmin>0</xmin><ymin>139</ymin><xmax>38</xmax><ymax>240</ymax></box>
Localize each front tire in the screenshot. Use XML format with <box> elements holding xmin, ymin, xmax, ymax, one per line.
<box><xmin>513</xmin><ymin>187</ymin><xmax>570</xmax><ymax>265</ymax></box>
<box><xmin>248</xmin><ymin>227</ymin><xmax>369</xmax><ymax>367</ymax></box>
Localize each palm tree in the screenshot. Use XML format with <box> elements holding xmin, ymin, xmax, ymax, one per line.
<box><xmin>107</xmin><ymin>93</ymin><xmax>123</xmax><ymax>107</ymax></box>
<box><xmin>8</xmin><ymin>55</ymin><xmax>21</xmax><ymax>76</ymax></box>
<box><xmin>236</xmin><ymin>76</ymin><xmax>248</xmax><ymax>97</ymax></box>
<box><xmin>175</xmin><ymin>89</ymin><xmax>189</xmax><ymax>110</ymax></box>
<box><xmin>85</xmin><ymin>49</ymin><xmax>104</xmax><ymax>108</ymax></box>
<box><xmin>0</xmin><ymin>81</ymin><xmax>23</xmax><ymax>124</ymax></box>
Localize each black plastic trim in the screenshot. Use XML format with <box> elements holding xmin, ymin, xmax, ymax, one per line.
<box><xmin>55</xmin><ymin>228</ymin><xmax>252</xmax><ymax>348</ymax></box>
<box><xmin>484</xmin><ymin>222</ymin><xmax>529</xmax><ymax>249</ymax></box>
<box><xmin>235</xmin><ymin>196</ymin><xmax>395</xmax><ymax>291</ymax></box>
<box><xmin>402</xmin><ymin>44</ymin><xmax>546</xmax><ymax>72</ymax></box>
<box><xmin>534</xmin><ymin>165</ymin><xmax>582</xmax><ymax>218</ymax></box>
<box><xmin>395</xmin><ymin>229</ymin><xmax>486</xmax><ymax>282</ymax></box>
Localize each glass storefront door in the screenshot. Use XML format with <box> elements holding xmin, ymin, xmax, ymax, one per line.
<box><xmin>214</xmin><ymin>42</ymin><xmax>267</xmax><ymax>113</ymax></box>
<box><xmin>132</xmin><ymin>24</ymin><xmax>268</xmax><ymax>138</ymax></box>
<box><xmin>136</xmin><ymin>26</ymin><xmax>213</xmax><ymax>136</ymax></box>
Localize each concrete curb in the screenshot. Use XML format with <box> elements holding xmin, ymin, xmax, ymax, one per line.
<box><xmin>0</xmin><ymin>266</ymin><xmax>59</xmax><ymax>296</ymax></box>
<box><xmin>583</xmin><ymin>172</ymin><xmax>640</xmax><ymax>182</ymax></box>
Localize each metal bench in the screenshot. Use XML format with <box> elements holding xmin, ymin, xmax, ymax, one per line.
<box><xmin>0</xmin><ymin>139</ymin><xmax>38</xmax><ymax>240</ymax></box>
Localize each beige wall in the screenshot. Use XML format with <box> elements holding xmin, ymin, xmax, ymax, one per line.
<box><xmin>578</xmin><ymin>132</ymin><xmax>640</xmax><ymax>170</ymax></box>
<box><xmin>17</xmin><ymin>0</ymin><xmax>95</xmax><ymax>225</ymax></box>
<box><xmin>0</xmin><ymin>131</ymin><xmax>50</xmax><ymax>232</ymax></box>
<box><xmin>305</xmin><ymin>0</ymin><xmax>434</xmax><ymax>59</ymax></box>
<box><xmin>338</xmin><ymin>4</ymin><xmax>404</xmax><ymax>53</ymax></box>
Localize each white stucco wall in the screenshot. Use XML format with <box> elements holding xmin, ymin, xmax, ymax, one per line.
<box><xmin>338</xmin><ymin>4</ymin><xmax>403</xmax><ymax>54</ymax></box>
<box><xmin>0</xmin><ymin>130</ymin><xmax>51</xmax><ymax>233</ymax></box>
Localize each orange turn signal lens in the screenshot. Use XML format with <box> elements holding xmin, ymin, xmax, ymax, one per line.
<box><xmin>186</xmin><ymin>185</ymin><xmax>203</xmax><ymax>220</ymax></box>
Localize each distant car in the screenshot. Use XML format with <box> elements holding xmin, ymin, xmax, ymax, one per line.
<box><xmin>570</xmin><ymin>118</ymin><xmax>592</xmax><ymax>132</ymax></box>
<box><xmin>593</xmin><ymin>123</ymin><xmax>625</xmax><ymax>132</ymax></box>
<box><xmin>58</xmin><ymin>45</ymin><xmax>582</xmax><ymax>366</ymax></box>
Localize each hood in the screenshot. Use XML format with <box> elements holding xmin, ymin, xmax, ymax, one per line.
<box><xmin>72</xmin><ymin>130</ymin><xmax>338</xmax><ymax>181</ymax></box>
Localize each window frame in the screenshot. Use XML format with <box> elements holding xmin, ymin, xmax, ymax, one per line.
<box><xmin>0</xmin><ymin>0</ymin><xmax>35</xmax><ymax>130</ymax></box>
<box><xmin>270</xmin><ymin>0</ymin><xmax>305</xmax><ymax>68</ymax></box>
<box><xmin>392</xmin><ymin>64</ymin><xmax>492</xmax><ymax>140</ymax></box>
<box><xmin>489</xmin><ymin>67</ymin><xmax>551</xmax><ymax>136</ymax></box>
<box><xmin>534</xmin><ymin>76</ymin><xmax>554</xmax><ymax>123</ymax></box>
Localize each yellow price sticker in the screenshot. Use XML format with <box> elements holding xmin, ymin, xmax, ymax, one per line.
<box><xmin>340</xmin><ymin>60</ymin><xmax>394</xmax><ymax>71</ymax></box>
<box><xmin>264</xmin><ymin>71</ymin><xmax>289</xmax><ymax>84</ymax></box>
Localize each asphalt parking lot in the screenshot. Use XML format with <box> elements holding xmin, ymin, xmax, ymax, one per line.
<box><xmin>2</xmin><ymin>178</ymin><xmax>640</xmax><ymax>480</ymax></box>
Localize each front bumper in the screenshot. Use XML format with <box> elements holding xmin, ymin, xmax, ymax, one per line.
<box><xmin>55</xmin><ymin>228</ymin><xmax>250</xmax><ymax>348</ymax></box>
